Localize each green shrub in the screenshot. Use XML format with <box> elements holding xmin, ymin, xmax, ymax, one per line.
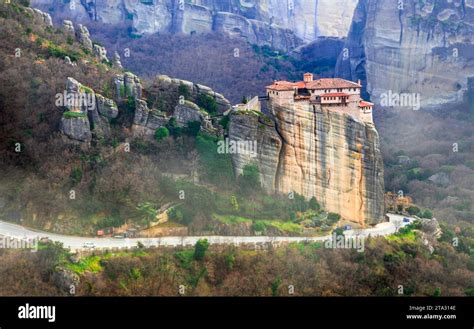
<box><xmin>327</xmin><ymin>212</ymin><xmax>341</xmax><ymax>222</ymax></box>
<box><xmin>154</xmin><ymin>127</ymin><xmax>169</xmax><ymax>141</ymax></box>
<box><xmin>309</xmin><ymin>197</ymin><xmax>320</xmax><ymax>211</ymax></box>
<box><xmin>178</xmin><ymin>83</ymin><xmax>190</xmax><ymax>99</ymax></box>
<box><xmin>70</xmin><ymin>167</ymin><xmax>83</xmax><ymax>185</ymax></box>
<box><xmin>95</xmin><ymin>216</ymin><xmax>125</xmax><ymax>229</ymax></box>
<box><xmin>126</xmin><ymin>96</ymin><xmax>136</xmax><ymax>112</ymax></box>
<box><xmin>290</xmin><ymin>193</ymin><xmax>309</xmax><ymax>212</ymax></box>
<box><xmin>136</xmin><ymin>202</ymin><xmax>158</xmax><ymax>225</ymax></box>
<box><xmin>239</xmin><ymin>164</ymin><xmax>261</xmax><ymax>192</ymax></box>
<box><xmin>219</xmin><ymin>115</ymin><xmax>230</xmax><ymax>130</ymax></box>
<box><xmin>271</xmin><ymin>277</ymin><xmax>282</xmax><ymax>296</ymax></box>
<box><xmin>383</xmin><ymin>251</ymin><xmax>406</xmax><ymax>265</ymax></box>
<box><xmin>465</xmin><ymin>287</ymin><xmax>474</xmax><ymax>296</ymax></box>
<box><xmin>252</xmin><ymin>221</ymin><xmax>266</xmax><ymax>232</ymax></box>
<box><xmin>397</xmin><ymin>220</ymin><xmax>422</xmax><ymax>236</ymax></box>
<box><xmin>407</xmin><ymin>206</ymin><xmax>421</xmax><ymax>216</ymax></box>
<box><xmin>225</xmin><ymin>252</ymin><xmax>235</xmax><ymax>271</ymax></box>
<box><xmin>185</xmin><ymin>121</ymin><xmax>201</xmax><ymax>136</ymax></box>
<box><xmin>167</xmin><ymin>207</ymin><xmax>184</xmax><ymax>222</ymax></box>
<box><xmin>166</xmin><ymin>117</ymin><xmax>183</xmax><ymax>137</ymax></box>
<box><xmin>193</xmin><ymin>239</ymin><xmax>209</xmax><ymax>261</ymax></box>
<box><xmin>196</xmin><ymin>93</ymin><xmax>218</xmax><ymax>115</ymax></box>
<box><xmin>333</xmin><ymin>227</ymin><xmax>344</xmax><ymax>237</ymax></box>
<box><xmin>63</xmin><ymin>111</ymin><xmax>87</xmax><ymax>119</ymax></box>
<box><xmin>420</xmin><ymin>209</ymin><xmax>433</xmax><ymax>219</ymax></box>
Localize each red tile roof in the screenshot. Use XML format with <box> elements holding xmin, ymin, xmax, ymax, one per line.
<box><xmin>266</xmin><ymin>81</ymin><xmax>297</xmax><ymax>91</ymax></box>
<box><xmin>306</xmin><ymin>78</ymin><xmax>361</xmax><ymax>90</ymax></box>
<box><xmin>295</xmin><ymin>81</ymin><xmax>306</xmax><ymax>88</ymax></box>
<box><xmin>359</xmin><ymin>100</ymin><xmax>374</xmax><ymax>107</ymax></box>
<box><xmin>267</xmin><ymin>78</ymin><xmax>361</xmax><ymax>91</ymax></box>
<box><xmin>322</xmin><ymin>92</ymin><xmax>350</xmax><ymax>97</ymax></box>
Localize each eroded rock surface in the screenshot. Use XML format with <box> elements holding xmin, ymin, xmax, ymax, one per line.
<box><xmin>32</xmin><ymin>0</ymin><xmax>359</xmax><ymax>50</ymax></box>
<box><xmin>229</xmin><ymin>102</ymin><xmax>385</xmax><ymax>225</ymax></box>
<box><xmin>336</xmin><ymin>0</ymin><xmax>474</xmax><ymax>109</ymax></box>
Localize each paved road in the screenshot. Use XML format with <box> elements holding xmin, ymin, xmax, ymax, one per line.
<box><xmin>0</xmin><ymin>214</ymin><xmax>413</xmax><ymax>251</ymax></box>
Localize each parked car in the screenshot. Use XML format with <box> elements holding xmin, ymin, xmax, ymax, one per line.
<box><xmin>343</xmin><ymin>225</ymin><xmax>352</xmax><ymax>231</ymax></box>
<box><xmin>82</xmin><ymin>242</ymin><xmax>96</xmax><ymax>249</ymax></box>
<box><xmin>403</xmin><ymin>218</ymin><xmax>410</xmax><ymax>223</ymax></box>
<box><xmin>113</xmin><ymin>234</ymin><xmax>125</xmax><ymax>239</ymax></box>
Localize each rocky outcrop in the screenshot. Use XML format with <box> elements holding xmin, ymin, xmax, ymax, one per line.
<box><xmin>93</xmin><ymin>44</ymin><xmax>108</xmax><ymax>63</ymax></box>
<box><xmin>27</xmin><ymin>7</ymin><xmax>53</xmax><ymax>27</ymax></box>
<box><xmin>96</xmin><ymin>94</ymin><xmax>118</xmax><ymax>119</ymax></box>
<box><xmin>174</xmin><ymin>3</ymin><xmax>213</xmax><ymax>35</ymax></box>
<box><xmin>32</xmin><ymin>0</ymin><xmax>359</xmax><ymax>50</ymax></box>
<box><xmin>64</xmin><ymin>77</ymin><xmax>95</xmax><ymax>112</ymax></box>
<box><xmin>59</xmin><ymin>78</ymin><xmax>118</xmax><ymax>142</ymax></box>
<box><xmin>419</xmin><ymin>217</ymin><xmax>442</xmax><ymax>239</ymax></box>
<box><xmin>52</xmin><ymin>268</ymin><xmax>79</xmax><ymax>293</ymax></box>
<box><xmin>229</xmin><ymin>102</ymin><xmax>385</xmax><ymax>225</ymax></box>
<box><xmin>297</xmin><ymin>36</ymin><xmax>346</xmax><ymax>62</ymax></box>
<box><xmin>174</xmin><ymin>101</ymin><xmax>204</xmax><ymax>126</ymax></box>
<box><xmin>113</xmin><ymin>51</ymin><xmax>123</xmax><ymax>69</ymax></box>
<box><xmin>114</xmin><ymin>72</ymin><xmax>143</xmax><ymax>101</ymax></box>
<box><xmin>132</xmin><ymin>99</ymin><xmax>151</xmax><ymax>126</ymax></box>
<box><xmin>130</xmin><ymin>74</ymin><xmax>227</xmax><ymax>138</ymax></box>
<box><xmin>62</xmin><ymin>20</ymin><xmax>109</xmax><ymax>62</ymax></box>
<box><xmin>213</xmin><ymin>12</ymin><xmax>301</xmax><ymax>52</ymax></box>
<box><xmin>428</xmin><ymin>172</ymin><xmax>450</xmax><ymax>187</ymax></box>
<box><xmin>75</xmin><ymin>24</ymin><xmax>93</xmax><ymax>51</ymax></box>
<box><xmin>152</xmin><ymin>75</ymin><xmax>231</xmax><ymax>114</ymax></box>
<box><xmin>336</xmin><ymin>0</ymin><xmax>474</xmax><ymax>109</ymax></box>
<box><xmin>228</xmin><ymin>111</ymin><xmax>282</xmax><ymax>192</ymax></box>
<box><xmin>131</xmin><ymin>98</ymin><xmax>168</xmax><ymax>138</ymax></box>
<box><xmin>62</xmin><ymin>20</ymin><xmax>75</xmax><ymax>34</ymax></box>
<box><xmin>60</xmin><ymin>115</ymin><xmax>92</xmax><ymax>143</ymax></box>
<box><xmin>64</xmin><ymin>56</ymin><xmax>73</xmax><ymax>65</ymax></box>
<box><xmin>89</xmin><ymin>94</ymin><xmax>118</xmax><ymax>139</ymax></box>
<box><xmin>174</xmin><ymin>100</ymin><xmax>217</xmax><ymax>134</ymax></box>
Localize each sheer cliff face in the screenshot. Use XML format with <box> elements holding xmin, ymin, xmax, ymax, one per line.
<box><xmin>336</xmin><ymin>0</ymin><xmax>474</xmax><ymax>109</ymax></box>
<box><xmin>229</xmin><ymin>102</ymin><xmax>385</xmax><ymax>226</ymax></box>
<box><xmin>32</xmin><ymin>0</ymin><xmax>358</xmax><ymax>47</ymax></box>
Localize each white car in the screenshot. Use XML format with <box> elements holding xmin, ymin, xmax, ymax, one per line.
<box><xmin>82</xmin><ymin>242</ymin><xmax>96</xmax><ymax>249</ymax></box>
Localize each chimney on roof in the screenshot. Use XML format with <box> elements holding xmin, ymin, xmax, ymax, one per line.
<box><xmin>304</xmin><ymin>73</ymin><xmax>314</xmax><ymax>83</ymax></box>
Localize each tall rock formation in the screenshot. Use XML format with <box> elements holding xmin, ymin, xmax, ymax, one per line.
<box><xmin>59</xmin><ymin>78</ymin><xmax>118</xmax><ymax>143</ymax></box>
<box><xmin>336</xmin><ymin>0</ymin><xmax>474</xmax><ymax>109</ymax></box>
<box><xmin>229</xmin><ymin>101</ymin><xmax>385</xmax><ymax>226</ymax></box>
<box><xmin>31</xmin><ymin>0</ymin><xmax>358</xmax><ymax>51</ymax></box>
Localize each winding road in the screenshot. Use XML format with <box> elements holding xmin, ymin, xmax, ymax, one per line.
<box><xmin>0</xmin><ymin>214</ymin><xmax>411</xmax><ymax>251</ymax></box>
